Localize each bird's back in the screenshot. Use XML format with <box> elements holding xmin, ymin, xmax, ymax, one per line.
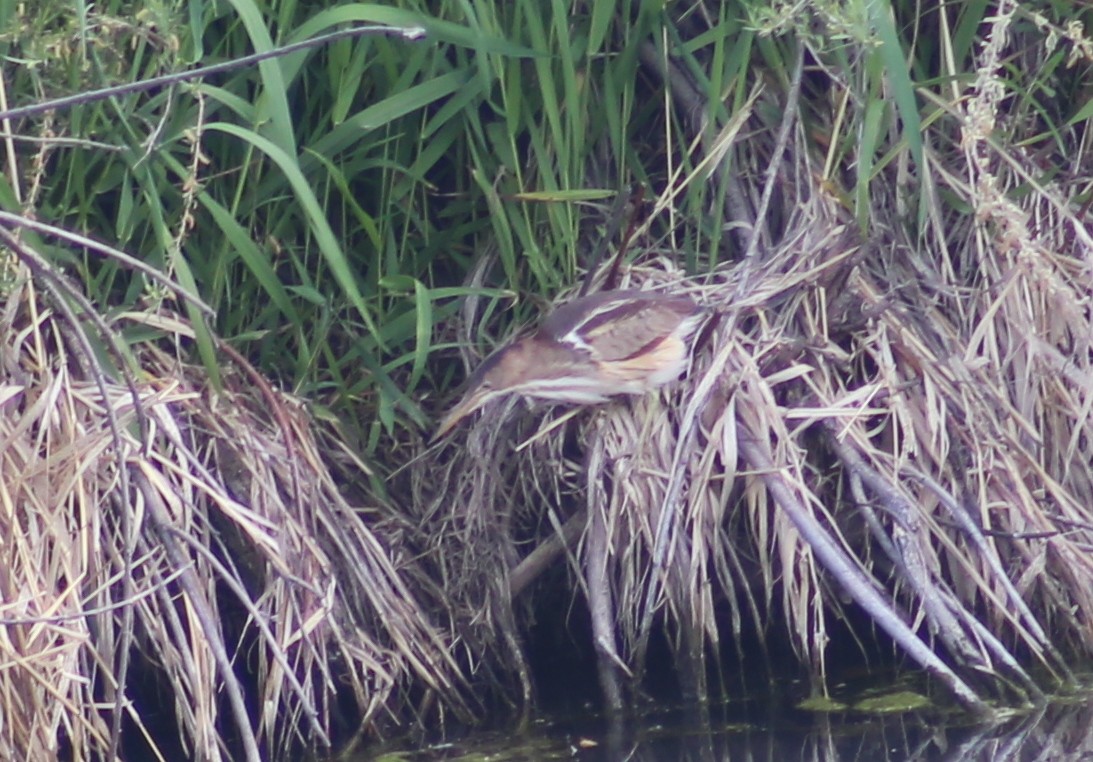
<box><xmin>541</xmin><ymin>290</ymin><xmax>702</xmax><ymax>363</ymax></box>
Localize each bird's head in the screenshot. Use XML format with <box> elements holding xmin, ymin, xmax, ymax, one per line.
<box><xmin>431</xmin><ymin>340</ymin><xmax>534</xmax><ymax>442</ymax></box>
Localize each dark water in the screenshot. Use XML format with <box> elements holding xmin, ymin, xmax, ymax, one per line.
<box><xmin>371</xmin><ymin>677</ymin><xmax>1093</xmax><ymax>761</ymax></box>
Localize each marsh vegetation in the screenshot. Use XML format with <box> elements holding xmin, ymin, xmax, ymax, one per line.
<box><xmin>1</xmin><ymin>0</ymin><xmax>1092</xmax><ymax>758</ymax></box>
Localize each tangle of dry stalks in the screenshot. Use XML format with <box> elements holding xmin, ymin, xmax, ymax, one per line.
<box><xmin>422</xmin><ymin>8</ymin><xmax>1093</xmax><ymax>709</ymax></box>
<box><xmin>0</xmin><ymin>240</ymin><xmax>473</xmax><ymax>760</ymax></box>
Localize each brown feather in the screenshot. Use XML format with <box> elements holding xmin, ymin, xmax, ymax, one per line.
<box><xmin>540</xmin><ymin>290</ymin><xmax>700</xmax><ymax>362</ymax></box>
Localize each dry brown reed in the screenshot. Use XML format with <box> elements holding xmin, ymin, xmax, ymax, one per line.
<box><xmin>0</xmin><ymin>233</ymin><xmax>473</xmax><ymax>760</ymax></box>
<box><xmin>421</xmin><ymin>7</ymin><xmax>1093</xmax><ymax>715</ymax></box>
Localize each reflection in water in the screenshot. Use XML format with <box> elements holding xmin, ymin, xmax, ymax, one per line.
<box><xmin>381</xmin><ymin>690</ymin><xmax>1093</xmax><ymax>761</ymax></box>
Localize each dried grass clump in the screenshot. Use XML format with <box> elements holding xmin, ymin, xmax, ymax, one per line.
<box><xmin>0</xmin><ymin>239</ymin><xmax>472</xmax><ymax>760</ymax></box>
<box><xmin>422</xmin><ymin>9</ymin><xmax>1093</xmax><ymax>715</ymax></box>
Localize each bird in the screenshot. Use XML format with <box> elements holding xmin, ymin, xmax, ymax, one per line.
<box><xmin>433</xmin><ymin>289</ymin><xmax>707</xmax><ymax>441</ymax></box>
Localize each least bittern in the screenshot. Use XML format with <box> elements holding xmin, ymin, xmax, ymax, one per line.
<box><xmin>434</xmin><ymin>289</ymin><xmax>706</xmax><ymax>440</ymax></box>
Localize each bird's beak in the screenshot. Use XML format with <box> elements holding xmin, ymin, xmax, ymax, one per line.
<box><xmin>431</xmin><ymin>389</ymin><xmax>490</xmax><ymax>443</ymax></box>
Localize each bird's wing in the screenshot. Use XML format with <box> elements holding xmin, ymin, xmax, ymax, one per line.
<box><xmin>544</xmin><ymin>292</ymin><xmax>699</xmax><ymax>362</ymax></box>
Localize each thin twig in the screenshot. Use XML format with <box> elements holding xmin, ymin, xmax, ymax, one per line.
<box><xmin>0</xmin><ymin>26</ymin><xmax>425</xmax><ymax>123</ymax></box>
